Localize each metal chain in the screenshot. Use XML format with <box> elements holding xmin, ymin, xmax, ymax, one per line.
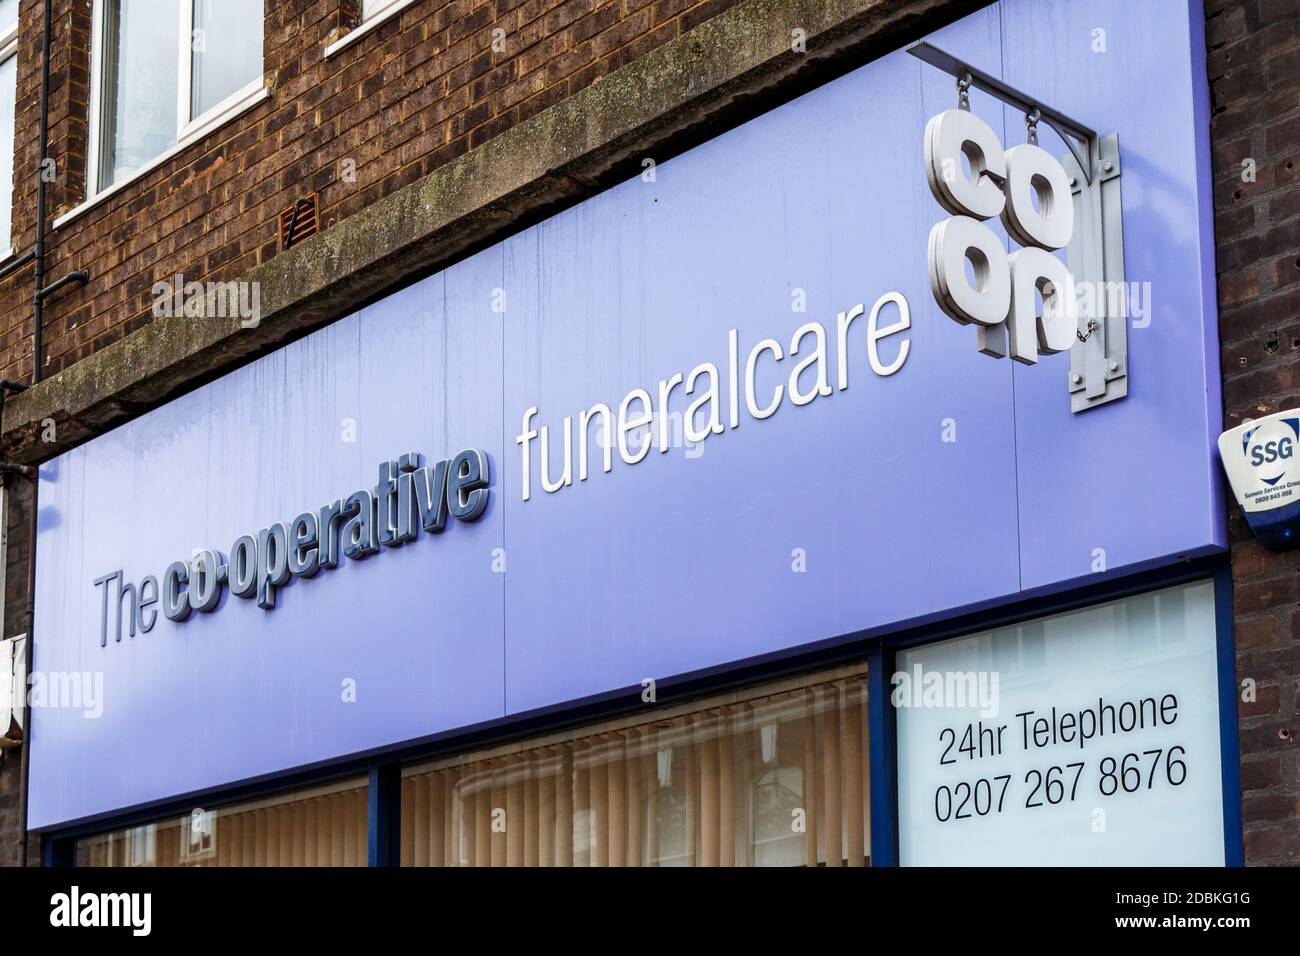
<box><xmin>1026</xmin><ymin>107</ymin><xmax>1041</xmax><ymax>145</ymax></box>
<box><xmin>1077</xmin><ymin>318</ymin><xmax>1098</xmax><ymax>342</ymax></box>
<box><xmin>957</xmin><ymin>72</ymin><xmax>971</xmax><ymax>111</ymax></box>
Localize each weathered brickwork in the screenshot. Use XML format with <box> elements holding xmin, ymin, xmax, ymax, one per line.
<box><xmin>0</xmin><ymin>474</ymin><xmax>31</xmax><ymax>865</ymax></box>
<box><xmin>1207</xmin><ymin>0</ymin><xmax>1300</xmax><ymax>864</ymax></box>
<box><xmin>0</xmin><ymin>0</ymin><xmax>747</xmax><ymax>382</ymax></box>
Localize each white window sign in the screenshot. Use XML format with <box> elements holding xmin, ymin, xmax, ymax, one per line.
<box><xmin>0</xmin><ymin>633</ymin><xmax>25</xmax><ymax>747</ymax></box>
<box><xmin>896</xmin><ymin>580</ymin><xmax>1225</xmax><ymax>865</ymax></box>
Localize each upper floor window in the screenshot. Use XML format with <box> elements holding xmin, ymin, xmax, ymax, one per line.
<box><xmin>87</xmin><ymin>0</ymin><xmax>263</xmax><ymax>194</ymax></box>
<box><xmin>0</xmin><ymin>0</ymin><xmax>18</xmax><ymax>250</ymax></box>
<box><xmin>324</xmin><ymin>0</ymin><xmax>418</xmax><ymax>58</ymax></box>
<box><xmin>362</xmin><ymin>0</ymin><xmax>409</xmax><ymax>21</ymax></box>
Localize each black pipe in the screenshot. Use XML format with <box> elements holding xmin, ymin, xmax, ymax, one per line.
<box><xmin>32</xmin><ymin>0</ymin><xmax>51</xmax><ymax>385</ymax></box>
<box><xmin>1</xmin><ymin>0</ymin><xmax>87</xmax><ymax>382</ymax></box>
<box><xmin>0</xmin><ymin>250</ymin><xmax>34</xmax><ymax>282</ymax></box>
<box><xmin>38</xmin><ymin>269</ymin><xmax>89</xmax><ymax>300</ymax></box>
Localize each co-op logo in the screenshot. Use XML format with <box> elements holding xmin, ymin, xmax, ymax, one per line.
<box><xmin>1243</xmin><ymin>418</ymin><xmax>1299</xmax><ymax>485</ymax></box>
<box><xmin>924</xmin><ymin>107</ymin><xmax>1078</xmax><ymax>362</ymax></box>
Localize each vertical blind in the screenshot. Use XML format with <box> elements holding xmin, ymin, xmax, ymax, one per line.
<box><xmin>75</xmin><ymin>778</ymin><xmax>368</xmax><ymax>867</ymax></box>
<box><xmin>401</xmin><ymin>665</ymin><xmax>869</xmax><ymax>866</ymax></box>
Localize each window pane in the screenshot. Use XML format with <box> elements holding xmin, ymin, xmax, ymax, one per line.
<box><xmin>0</xmin><ymin>52</ymin><xmax>14</xmax><ymax>247</ymax></box>
<box><xmin>401</xmin><ymin>664</ymin><xmax>870</xmax><ymax>866</ymax></box>
<box><xmin>74</xmin><ymin>777</ymin><xmax>369</xmax><ymax>866</ymax></box>
<box><xmin>362</xmin><ymin>0</ymin><xmax>402</xmax><ymax>19</ymax></box>
<box><xmin>895</xmin><ymin>580</ymin><xmax>1221</xmax><ymax>866</ymax></box>
<box><xmin>0</xmin><ymin>0</ymin><xmax>16</xmax><ymax>35</ymax></box>
<box><xmin>191</xmin><ymin>0</ymin><xmax>262</xmax><ymax>119</ymax></box>
<box><xmin>98</xmin><ymin>0</ymin><xmax>178</xmax><ymax>189</ymax></box>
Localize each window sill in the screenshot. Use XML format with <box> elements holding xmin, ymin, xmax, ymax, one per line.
<box><xmin>52</xmin><ymin>85</ymin><xmax>271</xmax><ymax>232</ymax></box>
<box><xmin>324</xmin><ymin>0</ymin><xmax>421</xmax><ymax>58</ymax></box>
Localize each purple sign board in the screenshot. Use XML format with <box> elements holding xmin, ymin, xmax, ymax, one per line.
<box><xmin>31</xmin><ymin>0</ymin><xmax>1222</xmax><ymax>829</ymax></box>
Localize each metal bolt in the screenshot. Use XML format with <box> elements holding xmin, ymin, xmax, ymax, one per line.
<box><xmin>1071</xmin><ymin>373</ymin><xmax>1082</xmax><ymax>385</ymax></box>
<box><xmin>1109</xmin><ymin>361</ymin><xmax>1119</xmax><ymax>372</ymax></box>
<box><xmin>1103</xmin><ymin>161</ymin><xmax>1114</xmax><ymax>173</ymax></box>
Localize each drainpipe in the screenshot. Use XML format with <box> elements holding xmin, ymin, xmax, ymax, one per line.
<box><xmin>32</xmin><ymin>0</ymin><xmax>93</xmax><ymax>382</ymax></box>
<box><xmin>0</xmin><ymin>250</ymin><xmax>34</xmax><ymax>282</ymax></box>
<box><xmin>3</xmin><ymin>0</ymin><xmax>91</xmax><ymax>383</ymax></box>
<box><xmin>31</xmin><ymin>0</ymin><xmax>47</xmax><ymax>383</ymax></box>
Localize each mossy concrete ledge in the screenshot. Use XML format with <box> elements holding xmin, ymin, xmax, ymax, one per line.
<box><xmin>1</xmin><ymin>0</ymin><xmax>978</xmax><ymax>464</ymax></box>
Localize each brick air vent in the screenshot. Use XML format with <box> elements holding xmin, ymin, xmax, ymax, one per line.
<box><xmin>279</xmin><ymin>194</ymin><xmax>320</xmax><ymax>251</ymax></box>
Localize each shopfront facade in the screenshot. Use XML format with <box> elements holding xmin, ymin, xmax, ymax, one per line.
<box><xmin>0</xmin><ymin>0</ymin><xmax>1290</xmax><ymax>866</ymax></box>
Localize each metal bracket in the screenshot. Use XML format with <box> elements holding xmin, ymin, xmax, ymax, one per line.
<box><xmin>1063</xmin><ymin>133</ymin><xmax>1127</xmax><ymax>411</ymax></box>
<box><xmin>907</xmin><ymin>41</ymin><xmax>1128</xmax><ymax>412</ymax></box>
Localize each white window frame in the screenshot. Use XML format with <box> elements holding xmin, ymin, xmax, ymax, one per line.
<box><xmin>363</xmin><ymin>0</ymin><xmax>409</xmax><ymax>19</ymax></box>
<box><xmin>0</xmin><ymin>20</ymin><xmax>15</xmax><ymax>80</ymax></box>
<box><xmin>177</xmin><ymin>1</ymin><xmax>266</xmax><ymax>144</ymax></box>
<box><xmin>324</xmin><ymin>0</ymin><xmax>421</xmax><ymax>58</ymax></box>
<box><xmin>0</xmin><ymin>15</ymin><xmax>19</xmax><ymax>260</ymax></box>
<box><xmin>74</xmin><ymin>0</ymin><xmax>267</xmax><ymax>222</ymax></box>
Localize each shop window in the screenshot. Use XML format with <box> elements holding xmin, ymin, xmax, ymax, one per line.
<box><xmin>895</xmin><ymin>580</ymin><xmax>1224</xmax><ymax>866</ymax></box>
<box><xmin>180</xmin><ymin>808</ymin><xmax>218</xmax><ymax>863</ymax></box>
<box><xmin>1119</xmin><ymin>586</ymin><xmax>1189</xmax><ymax>654</ymax></box>
<box><xmin>74</xmin><ymin>777</ymin><xmax>368</xmax><ymax>867</ymax></box>
<box><xmin>87</xmin><ymin>0</ymin><xmax>264</xmax><ymax>194</ymax></box>
<box><xmin>400</xmin><ymin>665</ymin><xmax>870</xmax><ymax>867</ymax></box>
<box><xmin>990</xmin><ymin>619</ymin><xmax>1047</xmax><ymax>676</ymax></box>
<box><xmin>0</xmin><ymin>0</ymin><xmax>17</xmax><ymax>251</ymax></box>
<box><xmin>125</xmin><ymin>824</ymin><xmax>156</xmax><ymax>867</ymax></box>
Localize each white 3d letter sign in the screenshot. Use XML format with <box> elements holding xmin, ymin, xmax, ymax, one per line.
<box><xmin>925</xmin><ymin>109</ymin><xmax>1077</xmax><ymax>364</ymax></box>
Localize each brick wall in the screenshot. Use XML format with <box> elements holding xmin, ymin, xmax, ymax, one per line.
<box><xmin>1206</xmin><ymin>0</ymin><xmax>1300</xmax><ymax>865</ymax></box>
<box><xmin>0</xmin><ymin>0</ymin><xmax>744</xmax><ymax>382</ymax></box>
<box><xmin>0</xmin><ymin>476</ymin><xmax>32</xmax><ymax>865</ymax></box>
<box><xmin>0</xmin><ymin>752</ymin><xmax>20</xmax><ymax>866</ymax></box>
